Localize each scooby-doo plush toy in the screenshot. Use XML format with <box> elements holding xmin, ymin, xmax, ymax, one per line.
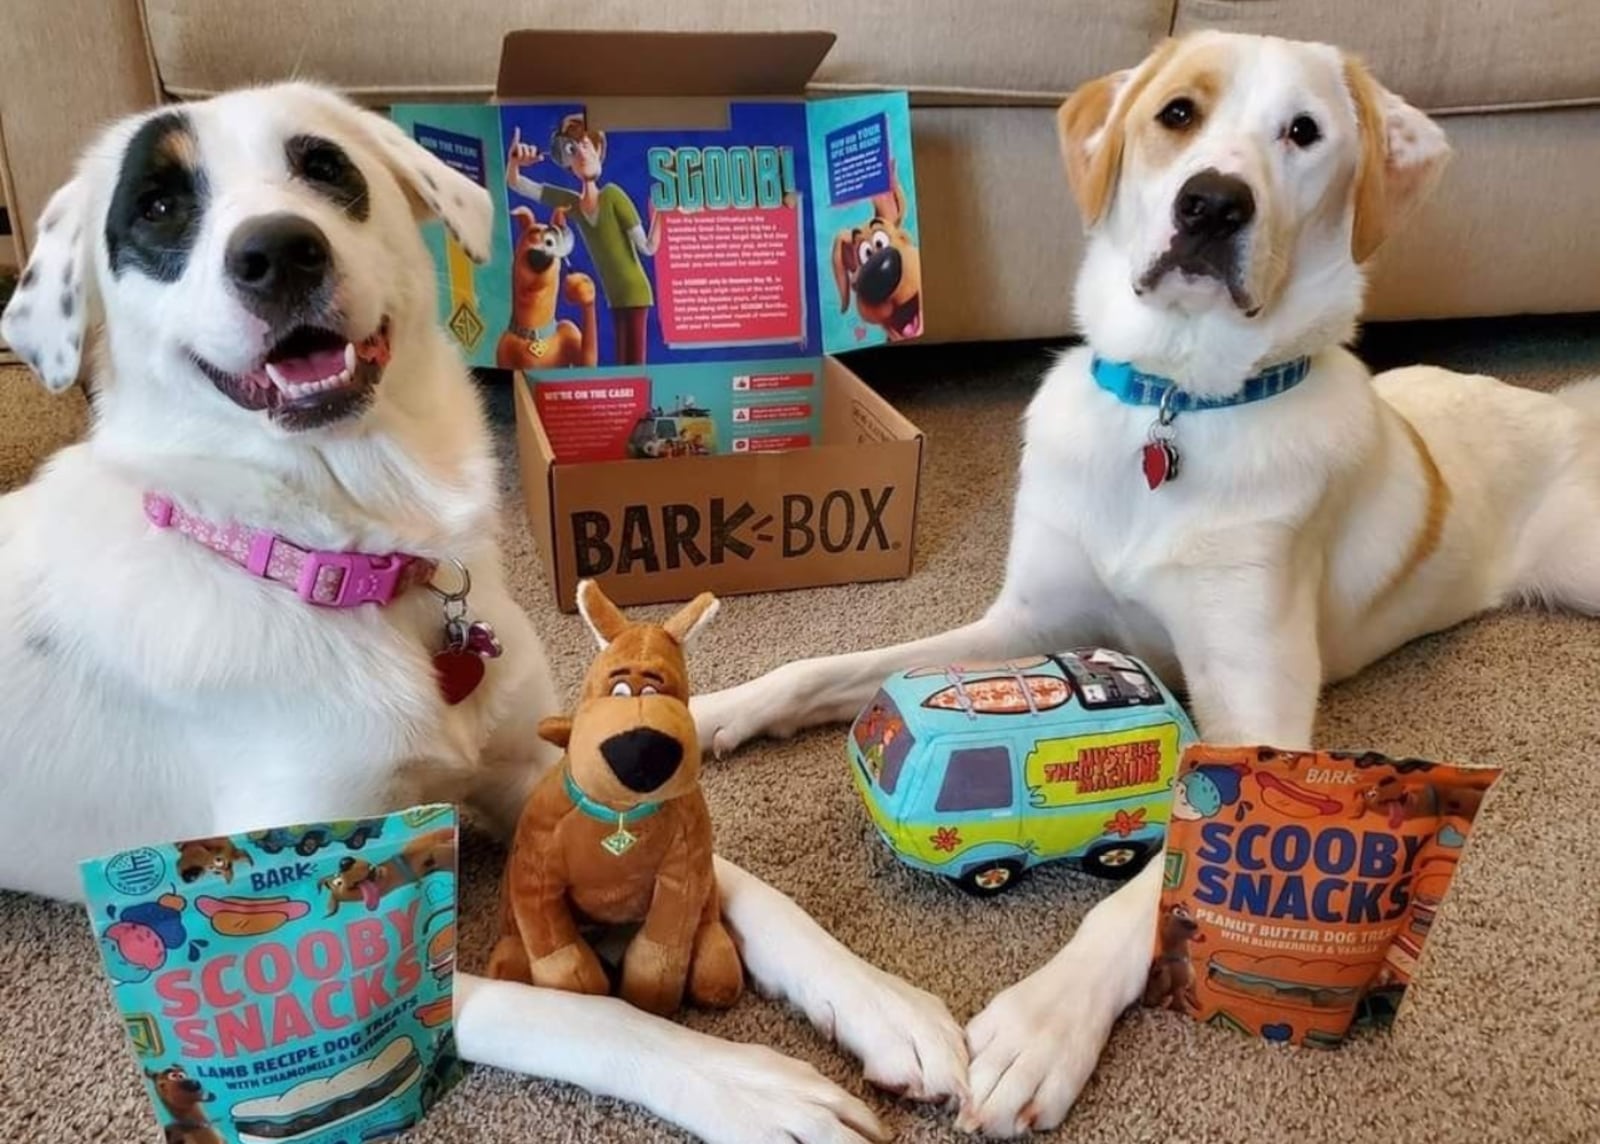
<box><xmin>489</xmin><ymin>581</ymin><xmax>742</xmax><ymax>1016</ymax></box>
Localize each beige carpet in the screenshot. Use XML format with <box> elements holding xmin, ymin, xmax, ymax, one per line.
<box><xmin>3</xmin><ymin>321</ymin><xmax>1599</xmax><ymax>1143</ymax></box>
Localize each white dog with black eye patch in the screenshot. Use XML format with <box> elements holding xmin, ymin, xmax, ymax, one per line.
<box><xmin>692</xmin><ymin>32</ymin><xmax>1600</xmax><ymax>1136</ymax></box>
<box><xmin>0</xmin><ymin>84</ymin><xmax>966</xmax><ymax>1143</ymax></box>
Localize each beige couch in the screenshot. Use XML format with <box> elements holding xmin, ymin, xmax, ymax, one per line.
<box><xmin>3</xmin><ymin>0</ymin><xmax>1598</xmax><ymax>344</ymax></box>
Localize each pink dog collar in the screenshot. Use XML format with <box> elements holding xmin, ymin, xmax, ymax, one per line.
<box><xmin>143</xmin><ymin>493</ymin><xmax>436</xmax><ymax>608</ymax></box>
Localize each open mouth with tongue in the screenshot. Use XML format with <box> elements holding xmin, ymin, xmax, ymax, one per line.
<box><xmin>190</xmin><ymin>317</ymin><xmax>392</xmax><ymax>431</ymax></box>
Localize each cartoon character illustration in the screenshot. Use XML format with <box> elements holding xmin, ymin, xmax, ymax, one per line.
<box><xmin>174</xmin><ymin>836</ymin><xmax>253</xmax><ymax>885</ymax></box>
<box><xmin>495</xmin><ymin>206</ymin><xmax>598</xmax><ymax>369</ymax></box>
<box><xmin>831</xmin><ymin>159</ymin><xmax>922</xmax><ymax>341</ymax></box>
<box><xmin>854</xmin><ymin>703</ymin><xmax>904</xmax><ymax>778</ymax></box>
<box><xmin>1143</xmin><ymin>901</ymin><xmax>1205</xmax><ymax>1011</ymax></box>
<box><xmin>100</xmin><ymin>892</ymin><xmax>206</xmax><ymax>985</ymax></box>
<box><xmin>1172</xmin><ymin>761</ymin><xmax>1249</xmax><ymax>821</ymax></box>
<box><xmin>1351</xmin><ymin>773</ymin><xmax>1490</xmax><ymax>827</ymax></box>
<box><xmin>147</xmin><ymin>1064</ymin><xmax>224</xmax><ymax>1144</ymax></box>
<box><xmin>317</xmin><ymin>828</ymin><xmax>456</xmax><ymax>916</ymax></box>
<box><xmin>507</xmin><ymin>114</ymin><xmax>663</xmax><ymax>365</ymax></box>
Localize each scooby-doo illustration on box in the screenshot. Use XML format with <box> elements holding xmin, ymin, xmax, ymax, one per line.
<box><xmin>392</xmin><ymin>93</ymin><xmax>920</xmax><ymax>462</ymax></box>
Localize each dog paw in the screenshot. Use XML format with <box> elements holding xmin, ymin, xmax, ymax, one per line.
<box><xmin>665</xmin><ymin>1039</ymin><xmax>888</xmax><ymax>1144</ymax></box>
<box><xmin>563</xmin><ymin>272</ymin><xmax>596</xmax><ymax>306</ymax></box>
<box><xmin>956</xmin><ymin>963</ymin><xmax>1118</xmax><ymax>1137</ymax></box>
<box><xmin>798</xmin><ymin>963</ymin><xmax>968</xmax><ymax>1108</ymax></box>
<box><xmin>691</xmin><ymin>670</ymin><xmax>805</xmax><ymax>758</ymax></box>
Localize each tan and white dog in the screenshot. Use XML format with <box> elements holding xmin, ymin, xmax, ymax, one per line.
<box><xmin>692</xmin><ymin>31</ymin><xmax>1600</xmax><ymax>1135</ymax></box>
<box><xmin>0</xmin><ymin>83</ymin><xmax>963</xmax><ymax>1143</ymax></box>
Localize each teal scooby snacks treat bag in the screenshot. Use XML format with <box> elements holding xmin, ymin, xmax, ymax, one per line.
<box><xmin>81</xmin><ymin>805</ymin><xmax>465</xmax><ymax>1144</ymax></box>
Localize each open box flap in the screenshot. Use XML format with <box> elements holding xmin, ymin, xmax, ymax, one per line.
<box><xmin>497</xmin><ymin>31</ymin><xmax>837</xmax><ymax>100</ymax></box>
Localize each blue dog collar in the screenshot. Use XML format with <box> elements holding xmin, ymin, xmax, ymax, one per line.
<box><xmin>1090</xmin><ymin>354</ymin><xmax>1313</xmax><ymax>490</ymax></box>
<box><xmin>1090</xmin><ymin>355</ymin><xmax>1312</xmax><ymax>414</ymax></box>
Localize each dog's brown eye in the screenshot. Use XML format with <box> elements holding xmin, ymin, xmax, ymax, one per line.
<box><xmin>1157</xmin><ymin>98</ymin><xmax>1197</xmax><ymax>130</ymax></box>
<box><xmin>140</xmin><ymin>193</ymin><xmax>174</xmax><ymax>222</ymax></box>
<box><xmin>302</xmin><ymin>145</ymin><xmax>346</xmax><ymax>184</ymax></box>
<box><xmin>1286</xmin><ymin>115</ymin><xmax>1322</xmax><ymax>148</ymax></box>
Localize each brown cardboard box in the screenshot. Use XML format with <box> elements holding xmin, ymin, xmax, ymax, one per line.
<box><xmin>516</xmin><ymin>358</ymin><xmax>922</xmax><ymax>610</ymax></box>
<box><xmin>496</xmin><ymin>31</ymin><xmax>925</xmax><ymax>611</ymax></box>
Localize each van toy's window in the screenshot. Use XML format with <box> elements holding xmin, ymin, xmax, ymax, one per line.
<box><xmin>851</xmin><ymin>691</ymin><xmax>916</xmax><ymax>795</ymax></box>
<box><xmin>936</xmin><ymin>747</ymin><xmax>1014</xmax><ymax>813</ymax></box>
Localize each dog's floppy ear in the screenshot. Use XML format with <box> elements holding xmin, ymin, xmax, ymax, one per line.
<box><xmin>872</xmin><ymin>159</ymin><xmax>907</xmax><ymax>228</ymax></box>
<box><xmin>1344</xmin><ymin>57</ymin><xmax>1451</xmax><ymax>263</ymax></box>
<box><xmin>662</xmin><ymin>591</ymin><xmax>719</xmax><ymax>645</ymax></box>
<box><xmin>831</xmin><ymin>230</ymin><xmax>858</xmax><ymax>313</ymax></box>
<box><xmin>537</xmin><ymin>716</ymin><xmax>574</xmax><ymax>748</ymax></box>
<box><xmin>1</xmin><ymin>176</ymin><xmax>93</xmax><ymax>392</ymax></box>
<box><xmin>511</xmin><ymin>205</ymin><xmax>537</xmax><ymax>240</ymax></box>
<box><xmin>576</xmin><ymin>579</ymin><xmax>630</xmax><ymax>648</ymax></box>
<box><xmin>1057</xmin><ymin>40</ymin><xmax>1178</xmax><ymax>228</ymax></box>
<box><xmin>323</xmin><ymin>93</ymin><xmax>494</xmax><ymax>265</ymax></box>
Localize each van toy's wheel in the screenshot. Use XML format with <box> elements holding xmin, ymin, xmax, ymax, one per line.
<box><xmin>346</xmin><ymin>829</ymin><xmax>369</xmax><ymax>850</ymax></box>
<box><xmin>296</xmin><ymin>832</ymin><xmax>327</xmax><ymax>857</ymax></box>
<box><xmin>1081</xmin><ymin>839</ymin><xmax>1153</xmax><ymax>880</ymax></box>
<box><xmin>953</xmin><ymin>860</ymin><xmax>1024</xmax><ymax>898</ymax></box>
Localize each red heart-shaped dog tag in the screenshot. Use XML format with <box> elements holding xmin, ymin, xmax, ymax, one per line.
<box><xmin>434</xmin><ymin>649</ymin><xmax>485</xmax><ymax>706</ymax></box>
<box><xmin>1142</xmin><ymin>440</ymin><xmax>1175</xmax><ymax>490</ymax></box>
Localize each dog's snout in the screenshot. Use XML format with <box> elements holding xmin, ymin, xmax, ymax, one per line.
<box><xmin>599</xmin><ymin>727</ymin><xmax>685</xmax><ymax>793</ymax></box>
<box><xmin>856</xmin><ymin>246</ymin><xmax>903</xmax><ymax>306</ymax></box>
<box><xmin>180</xmin><ymin>1079</ymin><xmax>202</xmax><ymax>1093</ymax></box>
<box><xmin>1174</xmin><ymin>171</ymin><xmax>1255</xmax><ymax>240</ymax></box>
<box><xmin>226</xmin><ymin>213</ymin><xmax>331</xmax><ymax>310</ymax></box>
<box><xmin>524</xmin><ymin>247</ymin><xmax>555</xmax><ymax>274</ymax></box>
<box><xmin>338</xmin><ymin>856</ymin><xmax>355</xmax><ymax>872</ymax></box>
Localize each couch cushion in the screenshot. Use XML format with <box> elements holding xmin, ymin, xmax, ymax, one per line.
<box><xmin>144</xmin><ymin>0</ymin><xmax>1173</xmax><ymax>105</ymax></box>
<box><xmin>1174</xmin><ymin>0</ymin><xmax>1600</xmax><ymax>111</ymax></box>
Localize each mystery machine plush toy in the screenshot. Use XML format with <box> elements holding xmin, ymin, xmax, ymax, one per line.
<box><xmin>849</xmin><ymin>649</ymin><xmax>1196</xmax><ymax>896</ymax></box>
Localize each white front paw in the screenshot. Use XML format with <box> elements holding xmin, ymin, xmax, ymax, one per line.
<box><xmin>799</xmin><ymin>965</ymin><xmax>969</xmax><ymax>1108</ymax></box>
<box><xmin>691</xmin><ymin>671</ymin><xmax>800</xmax><ymax>758</ymax></box>
<box><xmin>958</xmin><ymin>961</ymin><xmax>1120</xmax><ymax>1137</ymax></box>
<box><xmin>667</xmin><ymin>1038</ymin><xmax>887</xmax><ymax>1144</ymax></box>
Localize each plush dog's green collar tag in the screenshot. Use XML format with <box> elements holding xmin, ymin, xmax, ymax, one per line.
<box><xmin>563</xmin><ymin>769</ymin><xmax>661</xmax><ymax>856</ymax></box>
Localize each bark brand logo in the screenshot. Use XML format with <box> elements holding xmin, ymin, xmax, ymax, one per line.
<box><xmin>572</xmin><ymin>487</ymin><xmax>899</xmax><ymax>576</ymax></box>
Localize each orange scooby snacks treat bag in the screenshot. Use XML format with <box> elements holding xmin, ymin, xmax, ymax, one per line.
<box><xmin>1148</xmin><ymin>746</ymin><xmax>1499</xmax><ymax>1047</ymax></box>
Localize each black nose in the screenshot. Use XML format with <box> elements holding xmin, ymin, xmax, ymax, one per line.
<box><xmin>180</xmin><ymin>867</ymin><xmax>200</xmax><ymax>882</ymax></box>
<box><xmin>338</xmin><ymin>856</ymin><xmax>355</xmax><ymax>872</ymax></box>
<box><xmin>181</xmin><ymin>1080</ymin><xmax>202</xmax><ymax>1093</ymax></box>
<box><xmin>524</xmin><ymin>248</ymin><xmax>554</xmax><ymax>273</ymax></box>
<box><xmin>225</xmin><ymin>213</ymin><xmax>330</xmax><ymax>312</ymax></box>
<box><xmin>1174</xmin><ymin>171</ymin><xmax>1255</xmax><ymax>240</ymax></box>
<box><xmin>599</xmin><ymin>727</ymin><xmax>685</xmax><ymax>793</ymax></box>
<box><xmin>855</xmin><ymin>246</ymin><xmax>902</xmax><ymax>306</ymax></box>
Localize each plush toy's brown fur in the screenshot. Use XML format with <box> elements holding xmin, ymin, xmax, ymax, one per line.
<box><xmin>488</xmin><ymin>580</ymin><xmax>743</xmax><ymax>1016</ymax></box>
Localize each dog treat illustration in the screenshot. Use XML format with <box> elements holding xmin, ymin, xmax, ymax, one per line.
<box><xmin>831</xmin><ymin>159</ymin><xmax>922</xmax><ymax>341</ymax></box>
<box><xmin>489</xmin><ymin>580</ymin><xmax>743</xmax><ymax>1017</ymax></box>
<box><xmin>99</xmin><ymin>892</ymin><xmax>207</xmax><ymax>985</ymax></box>
<box><xmin>230</xmin><ymin>1035</ymin><xmax>423</xmax><ymax>1143</ymax></box>
<box><xmin>1143</xmin><ymin>902</ymin><xmax>1205</xmax><ymax>1011</ymax></box>
<box><xmin>147</xmin><ymin>1064</ymin><xmax>224</xmax><ymax>1144</ymax></box>
<box><xmin>175</xmin><ymin>837</ymin><xmax>254</xmax><ymax>885</ymax></box>
<box><xmin>1150</xmin><ymin>746</ymin><xmax>1500</xmax><ymax>1046</ymax></box>
<box><xmin>495</xmin><ymin>206</ymin><xmax>599</xmax><ymax>369</ymax></box>
<box><xmin>194</xmin><ymin>893</ymin><xmax>311</xmax><ymax>936</ymax></box>
<box><xmin>507</xmin><ymin>115</ymin><xmax>662</xmax><ymax>365</ymax></box>
<box><xmin>317</xmin><ymin>827</ymin><xmax>456</xmax><ymax>916</ymax></box>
